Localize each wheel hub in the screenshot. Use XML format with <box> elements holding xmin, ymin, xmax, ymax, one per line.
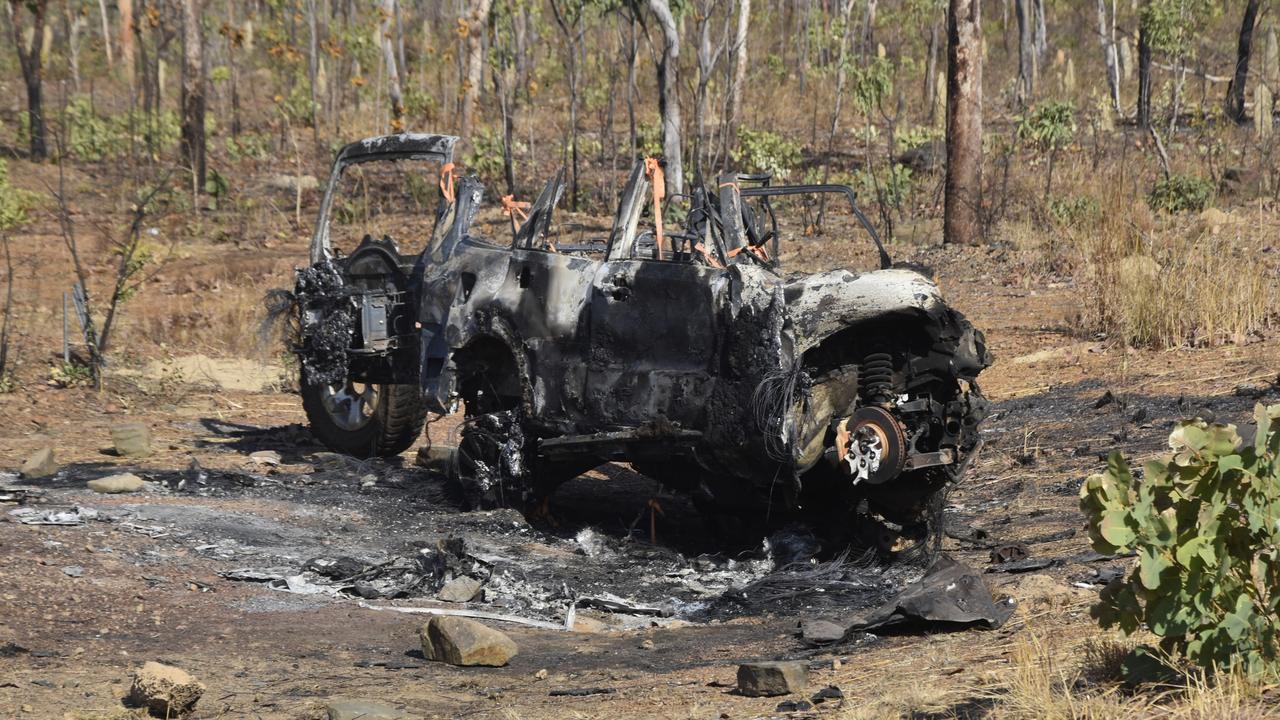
<box><xmin>835</xmin><ymin>406</ymin><xmax>908</xmax><ymax>485</ymax></box>
<box><xmin>321</xmin><ymin>381</ymin><xmax>380</xmax><ymax>431</ymax></box>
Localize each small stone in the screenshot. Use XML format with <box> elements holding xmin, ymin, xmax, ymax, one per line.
<box><xmin>325</xmin><ymin>699</ymin><xmax>416</xmax><ymax>720</ymax></box>
<box><xmin>736</xmin><ymin>661</ymin><xmax>808</xmax><ymax>697</ymax></box>
<box><xmin>419</xmin><ymin>616</ymin><xmax>518</xmax><ymax>667</ymax></box>
<box><xmin>534</xmin><ymin>669</ymin><xmax>548</xmax><ymax>681</ymax></box>
<box><xmin>436</xmin><ymin>576</ymin><xmax>483</xmax><ymax>603</ymax></box>
<box><xmin>570</xmin><ymin>615</ymin><xmax>608</xmax><ymax>634</ymax></box>
<box><xmin>87</xmin><ymin>473</ymin><xmax>145</xmax><ymax>494</ymax></box>
<box><xmin>639</xmin><ymin>639</ymin><xmax>655</xmax><ymax>650</ymax></box>
<box><xmin>248</xmin><ymin>450</ymin><xmax>282</xmax><ymax>466</ymax></box>
<box><xmin>20</xmin><ymin>448</ymin><xmax>57</xmax><ymax>479</ymax></box>
<box><xmin>62</xmin><ymin>566</ymin><xmax>83</xmax><ymax>578</ymax></box>
<box><xmin>128</xmin><ymin>661</ymin><xmax>205</xmax><ymax>716</ymax></box>
<box><xmin>776</xmin><ymin>699</ymin><xmax>812</xmax><ymax>712</ymax></box>
<box><xmin>111</xmin><ymin>423</ymin><xmax>152</xmax><ymax>458</ymax></box>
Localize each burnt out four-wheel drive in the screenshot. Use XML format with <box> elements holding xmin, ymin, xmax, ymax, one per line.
<box><xmin>290</xmin><ymin>133</ymin><xmax>990</xmax><ymax>547</ymax></box>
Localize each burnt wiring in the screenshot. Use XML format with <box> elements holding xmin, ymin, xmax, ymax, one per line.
<box><xmin>750</xmin><ymin>362</ymin><xmax>811</xmax><ymax>463</ymax></box>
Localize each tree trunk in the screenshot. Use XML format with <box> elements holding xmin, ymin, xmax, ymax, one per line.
<box><xmin>306</xmin><ymin>0</ymin><xmax>320</xmax><ymax>140</ymax></box>
<box><xmin>459</xmin><ymin>0</ymin><xmax>493</xmax><ymax>140</ymax></box>
<box><xmin>924</xmin><ymin>19</ymin><xmax>939</xmax><ymax>123</ymax></box>
<box><xmin>647</xmin><ymin>0</ymin><xmax>683</xmax><ymax>195</ymax></box>
<box><xmin>1095</xmin><ymin>0</ymin><xmax>1120</xmax><ymax>113</ymax></box>
<box><xmin>1225</xmin><ymin>0</ymin><xmax>1261</xmax><ymax>124</ymax></box>
<box><xmin>97</xmin><ymin>0</ymin><xmax>113</xmax><ymax>69</ymax></box>
<box><xmin>944</xmin><ymin>0</ymin><xmax>983</xmax><ymax>246</ymax></box>
<box><xmin>9</xmin><ymin>0</ymin><xmax>49</xmax><ymax>161</ymax></box>
<box><xmin>1137</xmin><ymin>17</ymin><xmax>1152</xmax><ymax>129</ymax></box>
<box><xmin>181</xmin><ymin>0</ymin><xmax>206</xmax><ymax>192</ymax></box>
<box><xmin>1014</xmin><ymin>0</ymin><xmax>1035</xmax><ymax>104</ymax></box>
<box><xmin>119</xmin><ymin>0</ymin><xmax>134</xmax><ymax>76</ymax></box>
<box><xmin>380</xmin><ymin>0</ymin><xmax>405</xmax><ymax>130</ymax></box>
<box><xmin>726</xmin><ymin>0</ymin><xmax>749</xmax><ymax>164</ymax></box>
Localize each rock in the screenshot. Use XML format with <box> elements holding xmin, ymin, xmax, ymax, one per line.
<box><xmin>326</xmin><ymin>699</ymin><xmax>416</xmax><ymax>720</ymax></box>
<box><xmin>20</xmin><ymin>448</ymin><xmax>57</xmax><ymax>479</ymax></box>
<box><xmin>736</xmin><ymin>661</ymin><xmax>808</xmax><ymax>697</ymax></box>
<box><xmin>777</xmin><ymin>699</ymin><xmax>812</xmax><ymax>712</ymax></box>
<box><xmin>436</xmin><ymin>576</ymin><xmax>483</xmax><ymax>603</ymax></box>
<box><xmin>570</xmin><ymin>615</ymin><xmax>609</xmax><ymax>634</ymax></box>
<box><xmin>128</xmin><ymin>661</ymin><xmax>205</xmax><ymax>717</ymax></box>
<box><xmin>419</xmin><ymin>616</ymin><xmax>518</xmax><ymax>667</ymax></box>
<box><xmin>639</xmin><ymin>639</ymin><xmax>655</xmax><ymax>650</ymax></box>
<box><xmin>111</xmin><ymin>423</ymin><xmax>152</xmax><ymax>458</ymax></box>
<box><xmin>62</xmin><ymin>565</ymin><xmax>84</xmax><ymax>577</ymax></box>
<box><xmin>87</xmin><ymin>473</ymin><xmax>145</xmax><ymax>494</ymax></box>
<box><xmin>811</xmin><ymin>685</ymin><xmax>845</xmax><ymax>704</ymax></box>
<box><xmin>248</xmin><ymin>450</ymin><xmax>282</xmax><ymax>466</ymax></box>
<box><xmin>799</xmin><ymin>618</ymin><xmax>844</xmax><ymax>644</ymax></box>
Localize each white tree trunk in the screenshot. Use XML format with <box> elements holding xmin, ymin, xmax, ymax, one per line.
<box><xmin>459</xmin><ymin>0</ymin><xmax>493</xmax><ymax>139</ymax></box>
<box><xmin>380</xmin><ymin>0</ymin><xmax>405</xmax><ymax>130</ymax></box>
<box><xmin>1095</xmin><ymin>0</ymin><xmax>1120</xmax><ymax>113</ymax></box>
<box><xmin>647</xmin><ymin>0</ymin><xmax>683</xmax><ymax>195</ymax></box>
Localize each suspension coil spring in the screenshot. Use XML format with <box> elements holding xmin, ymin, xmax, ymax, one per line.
<box><xmin>860</xmin><ymin>353</ymin><xmax>894</xmax><ymax>403</ymax></box>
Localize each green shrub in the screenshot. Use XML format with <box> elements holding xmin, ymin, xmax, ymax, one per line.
<box><xmin>1016</xmin><ymin>101</ymin><xmax>1076</xmax><ymax>153</ymax></box>
<box><xmin>1080</xmin><ymin>405</ymin><xmax>1280</xmax><ymax>678</ymax></box>
<box><xmin>65</xmin><ymin>96</ymin><xmax>116</xmax><ymax>161</ymax></box>
<box><xmin>1148</xmin><ymin>174</ymin><xmax>1214</xmax><ymax>213</ymax></box>
<box><xmin>462</xmin><ymin>127</ymin><xmax>507</xmax><ymax>184</ymax></box>
<box><xmin>0</xmin><ymin>158</ymin><xmax>38</xmax><ymax>231</ymax></box>
<box><xmin>732</xmin><ymin>127</ymin><xmax>801</xmax><ymax>180</ymax></box>
<box><xmin>1049</xmin><ymin>195</ymin><xmax>1100</xmax><ymax>227</ymax></box>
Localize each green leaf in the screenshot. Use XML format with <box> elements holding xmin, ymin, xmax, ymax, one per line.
<box><xmin>1220</xmin><ymin>594</ymin><xmax>1254</xmax><ymax>641</ymax></box>
<box><xmin>1100</xmin><ymin>510</ymin><xmax>1136</xmax><ymax>549</ymax></box>
<box><xmin>1138</xmin><ymin>547</ymin><xmax>1172</xmax><ymax>590</ymax></box>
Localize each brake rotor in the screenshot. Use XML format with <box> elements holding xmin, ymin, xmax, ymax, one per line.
<box><xmin>835</xmin><ymin>406</ymin><xmax>908</xmax><ymax>485</ymax></box>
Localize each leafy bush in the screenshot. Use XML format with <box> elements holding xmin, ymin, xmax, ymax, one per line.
<box><xmin>1016</xmin><ymin>101</ymin><xmax>1076</xmax><ymax>153</ymax></box>
<box><xmin>65</xmin><ymin>96</ymin><xmax>115</xmax><ymax>161</ymax></box>
<box><xmin>1080</xmin><ymin>406</ymin><xmax>1280</xmax><ymax>678</ymax></box>
<box><xmin>462</xmin><ymin>127</ymin><xmax>507</xmax><ymax>184</ymax></box>
<box><xmin>1049</xmin><ymin>195</ymin><xmax>1100</xmax><ymax>227</ymax></box>
<box><xmin>1148</xmin><ymin>174</ymin><xmax>1214</xmax><ymax>213</ymax></box>
<box><xmin>0</xmin><ymin>158</ymin><xmax>39</xmax><ymax>231</ymax></box>
<box><xmin>732</xmin><ymin>127</ymin><xmax>801</xmax><ymax>180</ymax></box>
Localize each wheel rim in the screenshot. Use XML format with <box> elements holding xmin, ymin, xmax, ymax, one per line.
<box><xmin>320</xmin><ymin>381</ymin><xmax>380</xmax><ymax>431</ymax></box>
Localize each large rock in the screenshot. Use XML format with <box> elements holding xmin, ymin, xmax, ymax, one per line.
<box><xmin>736</xmin><ymin>661</ymin><xmax>808</xmax><ymax>697</ymax></box>
<box><xmin>419</xmin><ymin>616</ymin><xmax>518</xmax><ymax>667</ymax></box>
<box><xmin>111</xmin><ymin>423</ymin><xmax>152</xmax><ymax>458</ymax></box>
<box><xmin>436</xmin><ymin>576</ymin><xmax>482</xmax><ymax>603</ymax></box>
<box><xmin>20</xmin><ymin>448</ymin><xmax>57</xmax><ymax>479</ymax></box>
<box><xmin>326</xmin><ymin>699</ymin><xmax>416</xmax><ymax>720</ymax></box>
<box><xmin>128</xmin><ymin>661</ymin><xmax>205</xmax><ymax>717</ymax></box>
<box><xmin>87</xmin><ymin>473</ymin><xmax>145</xmax><ymax>494</ymax></box>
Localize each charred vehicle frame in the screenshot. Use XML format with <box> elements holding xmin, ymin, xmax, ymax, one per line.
<box><xmin>291</xmin><ymin>133</ymin><xmax>991</xmax><ymax>548</ymax></box>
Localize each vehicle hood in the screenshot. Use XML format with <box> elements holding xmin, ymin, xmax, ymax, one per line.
<box><xmin>782</xmin><ymin>268</ymin><xmax>946</xmax><ymax>353</ymax></box>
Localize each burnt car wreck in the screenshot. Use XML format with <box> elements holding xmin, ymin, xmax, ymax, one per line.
<box><xmin>291</xmin><ymin>132</ymin><xmax>990</xmax><ymax>549</ymax></box>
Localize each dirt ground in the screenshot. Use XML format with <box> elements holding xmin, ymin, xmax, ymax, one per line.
<box><xmin>3</xmin><ymin>175</ymin><xmax>1279</xmax><ymax>719</ymax></box>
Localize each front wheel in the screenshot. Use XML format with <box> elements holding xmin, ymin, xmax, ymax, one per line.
<box><xmin>301</xmin><ymin>377</ymin><xmax>427</xmax><ymax>458</ymax></box>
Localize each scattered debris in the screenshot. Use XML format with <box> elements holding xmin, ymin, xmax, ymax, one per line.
<box><xmin>87</xmin><ymin>473</ymin><xmax>146</xmax><ymax>494</ymax></box>
<box><xmin>9</xmin><ymin>506</ymin><xmax>98</xmax><ymax>526</ymax></box>
<box><xmin>127</xmin><ymin>661</ymin><xmax>205</xmax><ymax>717</ymax></box>
<box><xmin>810</xmin><ymin>685</ymin><xmax>844</xmax><ymax>704</ymax></box>
<box><xmin>576</xmin><ymin>593</ymin><xmax>670</xmax><ymax>617</ymax></box>
<box><xmin>62</xmin><ymin>565</ymin><xmax>83</xmax><ymax>578</ymax></box>
<box><xmin>419</xmin><ymin>616</ymin><xmax>519</xmax><ymax>667</ymax></box>
<box><xmin>548</xmin><ymin>687</ymin><xmax>616</xmax><ymax>697</ymax></box>
<box><xmin>838</xmin><ymin>555</ymin><xmax>1013</xmax><ymax>634</ymax></box>
<box><xmin>736</xmin><ymin>661</ymin><xmax>809</xmax><ymax>697</ymax></box>
<box><xmin>986</xmin><ymin>557</ymin><xmax>1061</xmax><ymax>574</ymax></box>
<box><xmin>324</xmin><ymin>699</ymin><xmax>417</xmax><ymax>720</ymax></box>
<box><xmin>358</xmin><ymin>602</ymin><xmax>569</xmax><ymax>630</ymax></box>
<box><xmin>776</xmin><ymin>699</ymin><xmax>813</xmax><ymax>712</ymax></box>
<box><xmin>111</xmin><ymin>422</ymin><xmax>153</xmax><ymax>457</ymax></box>
<box><xmin>20</xmin><ymin>448</ymin><xmax>57</xmax><ymax>479</ymax></box>
<box><xmin>1093</xmin><ymin>390</ymin><xmax>1117</xmax><ymax>409</ymax></box>
<box><xmin>989</xmin><ymin>544</ymin><xmax>1030</xmax><ymax>564</ymax></box>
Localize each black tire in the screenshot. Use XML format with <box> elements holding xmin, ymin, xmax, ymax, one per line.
<box><xmin>301</xmin><ymin>379</ymin><xmax>427</xmax><ymax>458</ymax></box>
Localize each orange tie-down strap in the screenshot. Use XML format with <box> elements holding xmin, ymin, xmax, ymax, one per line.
<box><xmin>643</xmin><ymin>157</ymin><xmax>666</xmax><ymax>261</ymax></box>
<box><xmin>439</xmin><ymin>162</ymin><xmax>459</xmax><ymax>203</ymax></box>
<box><xmin>693</xmin><ymin>241</ymin><xmax>723</xmax><ymax>268</ymax></box>
<box><xmin>500</xmin><ymin>194</ymin><xmax>531</xmax><ymax>232</ymax></box>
